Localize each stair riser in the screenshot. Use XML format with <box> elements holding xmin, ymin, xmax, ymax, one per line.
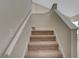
<box><xmin>27</xmin><ymin>55</ymin><xmax>62</xmax><ymax>58</ymax></box>
<box><xmin>30</xmin><ymin>39</ymin><xmax>55</xmax><ymax>41</ymax></box>
<box><xmin>30</xmin><ymin>38</ymin><xmax>56</xmax><ymax>41</ymax></box>
<box><xmin>32</xmin><ymin>31</ymin><xmax>54</xmax><ymax>35</ymax></box>
<box><xmin>30</xmin><ymin>36</ymin><xmax>56</xmax><ymax>40</ymax></box>
<box><xmin>28</xmin><ymin>45</ymin><xmax>58</xmax><ymax>50</ymax></box>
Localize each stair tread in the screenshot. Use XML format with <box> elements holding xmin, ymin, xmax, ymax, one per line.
<box><xmin>29</xmin><ymin>41</ymin><xmax>58</xmax><ymax>46</ymax></box>
<box><xmin>32</xmin><ymin>27</ymin><xmax>53</xmax><ymax>30</ymax></box>
<box><xmin>31</xmin><ymin>35</ymin><xmax>55</xmax><ymax>37</ymax></box>
<box><xmin>27</xmin><ymin>50</ymin><xmax>62</xmax><ymax>58</ymax></box>
<box><xmin>30</xmin><ymin>38</ymin><xmax>56</xmax><ymax>41</ymax></box>
<box><xmin>32</xmin><ymin>30</ymin><xmax>54</xmax><ymax>31</ymax></box>
<box><xmin>30</xmin><ymin>35</ymin><xmax>56</xmax><ymax>41</ymax></box>
<box><xmin>32</xmin><ymin>30</ymin><xmax>54</xmax><ymax>35</ymax></box>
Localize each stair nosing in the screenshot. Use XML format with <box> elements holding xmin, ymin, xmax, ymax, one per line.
<box><xmin>31</xmin><ymin>35</ymin><xmax>55</xmax><ymax>37</ymax></box>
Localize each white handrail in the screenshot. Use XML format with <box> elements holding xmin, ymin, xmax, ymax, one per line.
<box><xmin>4</xmin><ymin>11</ymin><xmax>31</xmax><ymax>57</ymax></box>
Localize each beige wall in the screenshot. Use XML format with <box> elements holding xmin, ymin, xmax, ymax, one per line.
<box><xmin>0</xmin><ymin>0</ymin><xmax>31</xmax><ymax>57</ymax></box>
<box><xmin>30</xmin><ymin>10</ymin><xmax>71</xmax><ymax>57</ymax></box>
<box><xmin>32</xmin><ymin>2</ymin><xmax>49</xmax><ymax>13</ymax></box>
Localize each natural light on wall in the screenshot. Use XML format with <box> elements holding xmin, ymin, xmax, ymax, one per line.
<box><xmin>32</xmin><ymin>0</ymin><xmax>57</xmax><ymax>9</ymax></box>
<box><xmin>72</xmin><ymin>21</ymin><xmax>79</xmax><ymax>27</ymax></box>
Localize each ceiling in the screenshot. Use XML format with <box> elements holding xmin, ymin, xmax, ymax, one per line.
<box><xmin>32</xmin><ymin>0</ymin><xmax>79</xmax><ymax>17</ymax></box>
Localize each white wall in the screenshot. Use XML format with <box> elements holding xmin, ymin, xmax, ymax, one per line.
<box><xmin>0</xmin><ymin>0</ymin><xmax>31</xmax><ymax>57</ymax></box>
<box><xmin>57</xmin><ymin>0</ymin><xmax>79</xmax><ymax>17</ymax></box>
<box><xmin>9</xmin><ymin>17</ymin><xmax>32</xmax><ymax>58</ymax></box>
<box><xmin>32</xmin><ymin>0</ymin><xmax>79</xmax><ymax>17</ymax></box>
<box><xmin>32</xmin><ymin>0</ymin><xmax>57</xmax><ymax>9</ymax></box>
<box><xmin>32</xmin><ymin>2</ymin><xmax>49</xmax><ymax>13</ymax></box>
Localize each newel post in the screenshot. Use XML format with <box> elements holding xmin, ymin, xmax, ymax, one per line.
<box><xmin>52</xmin><ymin>3</ymin><xmax>57</xmax><ymax>9</ymax></box>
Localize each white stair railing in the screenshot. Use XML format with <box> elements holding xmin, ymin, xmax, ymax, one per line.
<box><xmin>4</xmin><ymin>11</ymin><xmax>31</xmax><ymax>57</ymax></box>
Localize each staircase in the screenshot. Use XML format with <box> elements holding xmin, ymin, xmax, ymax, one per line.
<box><xmin>25</xmin><ymin>27</ymin><xmax>63</xmax><ymax>58</ymax></box>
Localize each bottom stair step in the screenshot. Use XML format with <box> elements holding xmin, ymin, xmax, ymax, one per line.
<box><xmin>28</xmin><ymin>41</ymin><xmax>58</xmax><ymax>50</ymax></box>
<box><xmin>26</xmin><ymin>50</ymin><xmax>62</xmax><ymax>58</ymax></box>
